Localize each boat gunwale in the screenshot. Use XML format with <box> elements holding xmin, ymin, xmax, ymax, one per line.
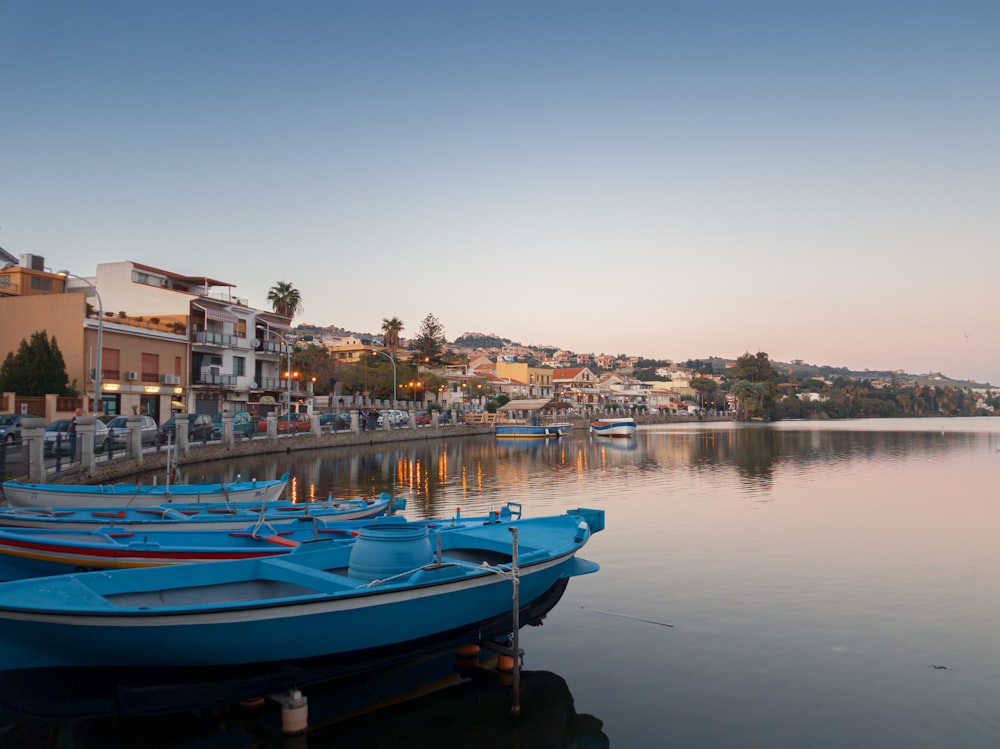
<box><xmin>0</xmin><ymin>549</ymin><xmax>583</xmax><ymax>621</ymax></box>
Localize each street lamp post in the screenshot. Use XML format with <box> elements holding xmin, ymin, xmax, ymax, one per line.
<box><xmin>404</xmin><ymin>380</ymin><xmax>422</xmax><ymax>404</ymax></box>
<box><xmin>58</xmin><ymin>270</ymin><xmax>102</xmax><ymax>416</ymax></box>
<box><xmin>370</xmin><ymin>349</ymin><xmax>397</xmax><ymax>409</ymax></box>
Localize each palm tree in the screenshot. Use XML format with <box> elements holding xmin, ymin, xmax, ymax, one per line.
<box><xmin>267</xmin><ymin>281</ymin><xmax>303</xmax><ymax>319</ymax></box>
<box><xmin>381</xmin><ymin>317</ymin><xmax>404</xmax><ymax>356</ymax></box>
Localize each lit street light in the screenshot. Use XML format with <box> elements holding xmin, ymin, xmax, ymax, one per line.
<box><xmin>403</xmin><ymin>380</ymin><xmax>422</xmax><ymax>403</ymax></box>
<box><xmin>58</xmin><ymin>270</ymin><xmax>103</xmax><ymax>415</ymax></box>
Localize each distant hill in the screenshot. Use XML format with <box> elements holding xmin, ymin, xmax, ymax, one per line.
<box><xmin>453</xmin><ymin>332</ymin><xmax>513</xmax><ymax>349</ymax></box>
<box><xmin>293</xmin><ymin>325</ymin><xmax>992</xmax><ymax>388</ymax></box>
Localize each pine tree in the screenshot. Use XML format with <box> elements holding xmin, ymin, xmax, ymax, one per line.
<box><xmin>0</xmin><ymin>330</ymin><xmax>72</xmax><ymax>396</ymax></box>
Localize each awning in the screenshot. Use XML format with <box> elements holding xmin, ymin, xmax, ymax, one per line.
<box><xmin>170</xmin><ymin>400</ymin><xmax>185</xmax><ymax>409</ymax></box>
<box><xmin>194</xmin><ymin>302</ymin><xmax>238</xmax><ymax>324</ymax></box>
<box><xmin>204</xmin><ymin>307</ymin><xmax>237</xmax><ymax>323</ymax></box>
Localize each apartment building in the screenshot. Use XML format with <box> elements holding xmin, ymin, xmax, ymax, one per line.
<box><xmin>0</xmin><ymin>257</ymin><xmax>309</xmax><ymax>421</ymax></box>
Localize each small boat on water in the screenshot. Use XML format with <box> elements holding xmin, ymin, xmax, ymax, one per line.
<box><xmin>2</xmin><ymin>472</ymin><xmax>290</xmax><ymax>509</ymax></box>
<box><xmin>494</xmin><ymin>424</ymin><xmax>562</xmax><ymax>439</ymax></box>
<box><xmin>0</xmin><ymin>492</ymin><xmax>400</xmax><ymax>531</ymax></box>
<box><xmin>590</xmin><ymin>417</ymin><xmax>637</xmax><ymax>438</ymax></box>
<box><xmin>0</xmin><ymin>503</ymin><xmax>519</xmax><ymax>580</ymax></box>
<box><xmin>0</xmin><ymin>507</ymin><xmax>604</xmax><ymax>671</ymax></box>
<box><xmin>493</xmin><ymin>399</ymin><xmax>574</xmax><ymax>439</ymax></box>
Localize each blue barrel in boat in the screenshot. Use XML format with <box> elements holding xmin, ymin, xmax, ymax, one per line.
<box><xmin>348</xmin><ymin>523</ymin><xmax>433</xmax><ymax>582</ymax></box>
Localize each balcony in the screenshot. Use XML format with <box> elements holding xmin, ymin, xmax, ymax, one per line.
<box><xmin>257</xmin><ymin>340</ymin><xmax>290</xmax><ymax>356</ymax></box>
<box><xmin>193</xmin><ymin>370</ymin><xmax>239</xmax><ymax>386</ymax></box>
<box><xmin>192</xmin><ymin>330</ymin><xmax>243</xmax><ymax>347</ymax></box>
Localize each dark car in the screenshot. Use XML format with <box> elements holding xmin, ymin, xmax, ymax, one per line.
<box><xmin>157</xmin><ymin>414</ymin><xmax>215</xmax><ymax>443</ymax></box>
<box><xmin>43</xmin><ymin>418</ymin><xmax>112</xmax><ymax>456</ymax></box>
<box><xmin>319</xmin><ymin>413</ymin><xmax>351</xmax><ymax>432</ymax></box>
<box><xmin>211</xmin><ymin>411</ymin><xmax>255</xmax><ymax>440</ymax></box>
<box><xmin>0</xmin><ymin>413</ymin><xmax>39</xmax><ymax>445</ymax></box>
<box><xmin>106</xmin><ymin>415</ymin><xmax>161</xmax><ymax>449</ymax></box>
<box><xmin>438</xmin><ymin>411</ymin><xmax>454</xmax><ymax>425</ymax></box>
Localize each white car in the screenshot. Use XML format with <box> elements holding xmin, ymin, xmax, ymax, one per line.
<box><xmin>376</xmin><ymin>409</ymin><xmax>408</xmax><ymax>427</ymax></box>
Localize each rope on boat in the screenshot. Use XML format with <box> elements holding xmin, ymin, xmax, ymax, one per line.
<box><xmin>355</xmin><ymin>559</ymin><xmax>517</xmax><ymax>589</ymax></box>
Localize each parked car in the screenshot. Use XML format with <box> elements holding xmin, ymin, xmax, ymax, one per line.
<box><xmin>0</xmin><ymin>413</ymin><xmax>39</xmax><ymax>445</ymax></box>
<box><xmin>414</xmin><ymin>410</ymin><xmax>431</xmax><ymax>426</ymax></box>
<box><xmin>256</xmin><ymin>413</ymin><xmax>312</xmax><ymax>434</ymax></box>
<box><xmin>211</xmin><ymin>411</ymin><xmax>255</xmax><ymax>440</ymax></box>
<box><xmin>319</xmin><ymin>413</ymin><xmax>351</xmax><ymax>431</ymax></box>
<box><xmin>157</xmin><ymin>414</ymin><xmax>215</xmax><ymax>443</ymax></box>
<box><xmin>438</xmin><ymin>411</ymin><xmax>453</xmax><ymax>425</ymax></box>
<box><xmin>43</xmin><ymin>418</ymin><xmax>111</xmax><ymax>457</ymax></box>
<box><xmin>376</xmin><ymin>409</ymin><xmax>408</xmax><ymax>428</ymax></box>
<box><xmin>106</xmin><ymin>415</ymin><xmax>161</xmax><ymax>449</ymax></box>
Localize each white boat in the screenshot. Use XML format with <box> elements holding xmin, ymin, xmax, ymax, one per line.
<box><xmin>589</xmin><ymin>417</ymin><xmax>637</xmax><ymax>438</ymax></box>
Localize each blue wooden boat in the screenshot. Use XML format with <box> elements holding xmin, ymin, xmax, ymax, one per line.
<box><xmin>0</xmin><ymin>503</ymin><xmax>519</xmax><ymax>580</ymax></box>
<box><xmin>2</xmin><ymin>472</ymin><xmax>291</xmax><ymax>508</ymax></box>
<box><xmin>0</xmin><ymin>562</ymin><xmax>577</xmax><ymax>720</ymax></box>
<box><xmin>494</xmin><ymin>424</ymin><xmax>562</xmax><ymax>439</ymax></box>
<box><xmin>0</xmin><ymin>507</ymin><xmax>603</xmax><ymax>671</ymax></box>
<box><xmin>0</xmin><ymin>492</ymin><xmax>401</xmax><ymax>531</ymax></box>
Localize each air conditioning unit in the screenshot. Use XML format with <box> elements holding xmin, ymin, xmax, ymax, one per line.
<box><xmin>162</xmin><ymin>374</ymin><xmax>181</xmax><ymax>385</ymax></box>
<box><xmin>208</xmin><ymin>365</ymin><xmax>223</xmax><ymax>376</ymax></box>
<box><xmin>124</xmin><ymin>371</ymin><xmax>138</xmax><ymax>381</ymax></box>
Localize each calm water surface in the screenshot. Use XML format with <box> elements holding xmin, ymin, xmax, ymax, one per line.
<box><xmin>6</xmin><ymin>418</ymin><xmax>1000</xmax><ymax>748</ymax></box>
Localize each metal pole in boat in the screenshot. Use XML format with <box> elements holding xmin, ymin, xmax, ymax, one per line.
<box><xmin>509</xmin><ymin>525</ymin><xmax>521</xmax><ymax>717</ymax></box>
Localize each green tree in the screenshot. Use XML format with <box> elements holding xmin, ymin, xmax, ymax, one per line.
<box><xmin>267</xmin><ymin>281</ymin><xmax>303</xmax><ymax>319</ymax></box>
<box><xmin>381</xmin><ymin>317</ymin><xmax>404</xmax><ymax>357</ymax></box>
<box><xmin>690</xmin><ymin>376</ymin><xmax>719</xmax><ymax>410</ymax></box>
<box><xmin>0</xmin><ymin>330</ymin><xmax>72</xmax><ymax>396</ymax></box>
<box><xmin>411</xmin><ymin>313</ymin><xmax>446</xmax><ymax>364</ymax></box>
<box><xmin>731</xmin><ymin>351</ymin><xmax>779</xmax><ymax>420</ymax></box>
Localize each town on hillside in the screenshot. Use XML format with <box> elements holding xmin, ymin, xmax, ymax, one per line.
<box><xmin>2</xmin><ymin>253</ymin><xmax>998</xmax><ymax>426</ymax></box>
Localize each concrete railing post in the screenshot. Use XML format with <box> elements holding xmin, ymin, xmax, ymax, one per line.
<box><xmin>127</xmin><ymin>414</ymin><xmax>144</xmax><ymax>462</ymax></box>
<box><xmin>176</xmin><ymin>414</ymin><xmax>191</xmax><ymax>456</ymax></box>
<box><xmin>22</xmin><ymin>418</ymin><xmax>46</xmax><ymax>483</ymax></box>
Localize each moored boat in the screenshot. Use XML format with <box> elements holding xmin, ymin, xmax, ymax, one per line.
<box><xmin>589</xmin><ymin>417</ymin><xmax>637</xmax><ymax>438</ymax></box>
<box><xmin>546</xmin><ymin>422</ymin><xmax>574</xmax><ymax>435</ymax></box>
<box><xmin>0</xmin><ymin>503</ymin><xmax>519</xmax><ymax>580</ymax></box>
<box><xmin>0</xmin><ymin>492</ymin><xmax>400</xmax><ymax>531</ymax></box>
<box><xmin>0</xmin><ymin>507</ymin><xmax>604</xmax><ymax>672</ymax></box>
<box><xmin>2</xmin><ymin>472</ymin><xmax>290</xmax><ymax>508</ymax></box>
<box><xmin>494</xmin><ymin>424</ymin><xmax>561</xmax><ymax>439</ymax></box>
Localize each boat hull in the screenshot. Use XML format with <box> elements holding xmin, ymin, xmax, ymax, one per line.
<box><xmin>2</xmin><ymin>473</ymin><xmax>290</xmax><ymax>508</ymax></box>
<box><xmin>589</xmin><ymin>418</ymin><xmax>637</xmax><ymax>437</ymax></box>
<box><xmin>0</xmin><ymin>509</ymin><xmax>603</xmax><ymax>671</ymax></box>
<box><xmin>0</xmin><ymin>493</ymin><xmax>397</xmax><ymax>531</ymax></box>
<box><xmin>0</xmin><ymin>576</ymin><xmax>573</xmax><ymax>720</ymax></box>
<box><xmin>494</xmin><ymin>425</ymin><xmax>561</xmax><ymax>439</ymax></box>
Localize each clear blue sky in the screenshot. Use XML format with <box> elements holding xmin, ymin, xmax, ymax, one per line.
<box><xmin>2</xmin><ymin>1</ymin><xmax>998</xmax><ymax>383</ymax></box>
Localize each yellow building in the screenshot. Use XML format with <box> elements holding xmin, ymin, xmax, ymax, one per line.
<box><xmin>494</xmin><ymin>362</ymin><xmax>554</xmax><ymax>400</ymax></box>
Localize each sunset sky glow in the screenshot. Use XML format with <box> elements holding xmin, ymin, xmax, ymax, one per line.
<box><xmin>2</xmin><ymin>1</ymin><xmax>997</xmax><ymax>383</ymax></box>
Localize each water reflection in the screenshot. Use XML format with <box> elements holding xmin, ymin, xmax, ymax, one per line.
<box><xmin>136</xmin><ymin>419</ymin><xmax>1000</xmax><ymax>518</ymax></box>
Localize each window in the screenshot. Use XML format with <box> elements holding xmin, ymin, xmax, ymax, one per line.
<box><xmin>30</xmin><ymin>276</ymin><xmax>53</xmax><ymax>292</ymax></box>
<box><xmin>233</xmin><ymin>356</ymin><xmax>246</xmax><ymax>377</ymax></box>
<box><xmin>141</xmin><ymin>353</ymin><xmax>159</xmax><ymax>383</ymax></box>
<box><xmin>102</xmin><ymin>348</ymin><xmax>121</xmax><ymax>380</ymax></box>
